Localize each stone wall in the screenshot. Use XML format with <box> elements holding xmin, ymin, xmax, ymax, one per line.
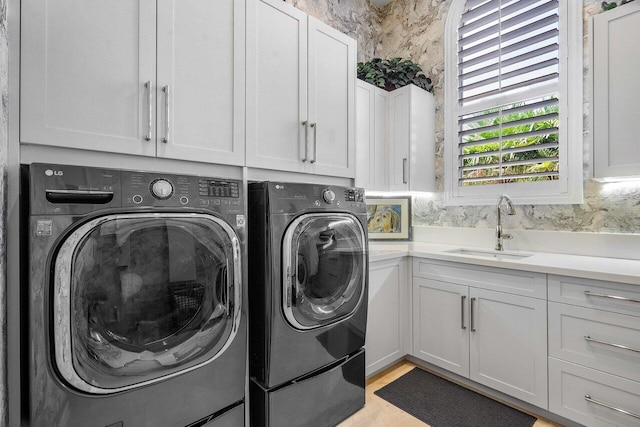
<box><xmin>381</xmin><ymin>0</ymin><xmax>640</xmax><ymax>233</ymax></box>
<box><xmin>290</xmin><ymin>0</ymin><xmax>640</xmax><ymax>234</ymax></box>
<box><xmin>284</xmin><ymin>0</ymin><xmax>384</xmax><ymax>62</ymax></box>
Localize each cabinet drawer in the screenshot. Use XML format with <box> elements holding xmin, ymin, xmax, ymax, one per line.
<box><xmin>413</xmin><ymin>258</ymin><xmax>546</xmax><ymax>299</ymax></box>
<box><xmin>549</xmin><ymin>275</ymin><xmax>640</xmax><ymax>317</ymax></box>
<box><xmin>549</xmin><ymin>302</ymin><xmax>640</xmax><ymax>382</ymax></box>
<box><xmin>549</xmin><ymin>357</ymin><xmax>640</xmax><ymax>427</ymax></box>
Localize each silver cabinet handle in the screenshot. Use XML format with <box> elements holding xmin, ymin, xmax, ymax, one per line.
<box><xmin>584</xmin><ymin>335</ymin><xmax>640</xmax><ymax>353</ymax></box>
<box><xmin>470</xmin><ymin>297</ymin><xmax>476</xmax><ymax>332</ymax></box>
<box><xmin>301</xmin><ymin>121</ymin><xmax>309</xmax><ymax>162</ymax></box>
<box><xmin>461</xmin><ymin>295</ymin><xmax>466</xmax><ymax>330</ymax></box>
<box><xmin>310</xmin><ymin>123</ymin><xmax>317</xmax><ymax>163</ymax></box>
<box><xmin>144</xmin><ymin>81</ymin><xmax>152</xmax><ymax>141</ymax></box>
<box><xmin>584</xmin><ymin>395</ymin><xmax>640</xmax><ymax>419</ymax></box>
<box><xmin>584</xmin><ymin>291</ymin><xmax>640</xmax><ymax>304</ymax></box>
<box><xmin>402</xmin><ymin>158</ymin><xmax>408</xmax><ymax>184</ymax></box>
<box><xmin>162</xmin><ymin>85</ymin><xmax>170</xmax><ymax>143</ymax></box>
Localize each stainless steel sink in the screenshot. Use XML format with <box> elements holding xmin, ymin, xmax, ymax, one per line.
<box><xmin>445</xmin><ymin>248</ymin><xmax>532</xmax><ymax>260</ymax></box>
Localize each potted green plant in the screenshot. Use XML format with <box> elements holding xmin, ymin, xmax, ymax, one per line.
<box><xmin>357</xmin><ymin>57</ymin><xmax>433</xmax><ymax>93</ymax></box>
<box><xmin>601</xmin><ymin>0</ymin><xmax>635</xmax><ymax>10</ymax></box>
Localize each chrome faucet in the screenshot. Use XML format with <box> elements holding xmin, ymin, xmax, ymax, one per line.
<box><xmin>495</xmin><ymin>194</ymin><xmax>516</xmax><ymax>251</ymax></box>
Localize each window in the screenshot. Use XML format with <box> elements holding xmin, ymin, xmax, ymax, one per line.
<box><xmin>444</xmin><ymin>0</ymin><xmax>583</xmax><ymax>205</ymax></box>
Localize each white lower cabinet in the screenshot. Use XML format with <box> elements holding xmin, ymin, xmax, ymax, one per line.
<box><xmin>468</xmin><ymin>287</ymin><xmax>547</xmax><ymax>408</ymax></box>
<box><xmin>549</xmin><ymin>358</ymin><xmax>640</xmax><ymax>427</ymax></box>
<box><xmin>548</xmin><ymin>274</ymin><xmax>640</xmax><ymax>426</ymax></box>
<box><xmin>413</xmin><ymin>278</ymin><xmax>469</xmax><ymax>377</ymax></box>
<box><xmin>549</xmin><ymin>302</ymin><xmax>640</xmax><ymax>383</ymax></box>
<box><xmin>366</xmin><ymin>258</ymin><xmax>409</xmax><ymax>377</ymax></box>
<box><xmin>370</xmin><ymin>257</ymin><xmax>640</xmax><ymax>424</ymax></box>
<box><xmin>412</xmin><ymin>259</ymin><xmax>548</xmax><ymax>409</ymax></box>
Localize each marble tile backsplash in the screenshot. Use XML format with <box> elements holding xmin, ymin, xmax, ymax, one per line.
<box><xmin>289</xmin><ymin>0</ymin><xmax>640</xmax><ymax>235</ymax></box>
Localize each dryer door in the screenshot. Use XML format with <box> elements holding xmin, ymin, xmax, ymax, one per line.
<box><xmin>51</xmin><ymin>212</ymin><xmax>242</xmax><ymax>394</ymax></box>
<box><xmin>283</xmin><ymin>213</ymin><xmax>366</xmax><ymax>330</ymax></box>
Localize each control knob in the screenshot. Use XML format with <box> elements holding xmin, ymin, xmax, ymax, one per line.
<box><xmin>150</xmin><ymin>179</ymin><xmax>174</xmax><ymax>200</ymax></box>
<box><xmin>322</xmin><ymin>189</ymin><xmax>336</xmax><ymax>204</ymax></box>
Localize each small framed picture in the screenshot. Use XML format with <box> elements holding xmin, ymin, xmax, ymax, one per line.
<box><xmin>365</xmin><ymin>196</ymin><xmax>411</xmax><ymax>241</ymax></box>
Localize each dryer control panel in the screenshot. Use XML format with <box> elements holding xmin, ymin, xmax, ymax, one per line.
<box><xmin>264</xmin><ymin>182</ymin><xmax>366</xmax><ymax>214</ymax></box>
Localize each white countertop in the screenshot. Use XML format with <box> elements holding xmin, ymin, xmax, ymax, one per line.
<box><xmin>369</xmin><ymin>242</ymin><xmax>640</xmax><ymax>285</ymax></box>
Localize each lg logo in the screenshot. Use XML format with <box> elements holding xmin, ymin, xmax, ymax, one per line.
<box><xmin>44</xmin><ymin>169</ymin><xmax>64</xmax><ymax>177</ymax></box>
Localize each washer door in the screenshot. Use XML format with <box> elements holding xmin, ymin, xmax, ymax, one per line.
<box><xmin>282</xmin><ymin>213</ymin><xmax>366</xmax><ymax>330</ymax></box>
<box><xmin>52</xmin><ymin>212</ymin><xmax>242</xmax><ymax>394</ymax></box>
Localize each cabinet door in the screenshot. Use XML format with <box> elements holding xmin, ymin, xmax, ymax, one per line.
<box><xmin>246</xmin><ymin>0</ymin><xmax>308</xmax><ymax>173</ymax></box>
<box><xmin>388</xmin><ymin>87</ymin><xmax>410</xmax><ymax>191</ymax></box>
<box><xmin>469</xmin><ymin>288</ymin><xmax>548</xmax><ymax>409</ymax></box>
<box><xmin>374</xmin><ymin>88</ymin><xmax>390</xmax><ymax>190</ymax></box>
<box><xmin>549</xmin><ymin>357</ymin><xmax>640</xmax><ymax>427</ymax></box>
<box><xmin>413</xmin><ymin>278</ymin><xmax>469</xmax><ymax>378</ymax></box>
<box><xmin>366</xmin><ymin>259</ymin><xmax>407</xmax><ymax>377</ymax></box>
<box><xmin>21</xmin><ymin>0</ymin><xmax>157</xmax><ymax>156</ymax></box>
<box><xmin>156</xmin><ymin>0</ymin><xmax>245</xmax><ymax>165</ymax></box>
<box><xmin>593</xmin><ymin>3</ymin><xmax>640</xmax><ymax>178</ymax></box>
<box><xmin>355</xmin><ymin>81</ymin><xmax>375</xmax><ymax>189</ymax></box>
<box><xmin>307</xmin><ymin>17</ymin><xmax>356</xmax><ymax>178</ymax></box>
<box><xmin>356</xmin><ymin>81</ymin><xmax>388</xmax><ymax>191</ymax></box>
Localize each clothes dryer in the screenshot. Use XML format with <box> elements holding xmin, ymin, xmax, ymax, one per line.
<box><xmin>248</xmin><ymin>182</ymin><xmax>368</xmax><ymax>427</ymax></box>
<box><xmin>22</xmin><ymin>163</ymin><xmax>247</xmax><ymax>427</ymax></box>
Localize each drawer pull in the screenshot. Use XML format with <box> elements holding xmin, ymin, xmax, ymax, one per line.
<box><xmin>584</xmin><ymin>291</ymin><xmax>640</xmax><ymax>304</ymax></box>
<box><xmin>584</xmin><ymin>394</ymin><xmax>640</xmax><ymax>420</ymax></box>
<box><xmin>584</xmin><ymin>335</ymin><xmax>640</xmax><ymax>353</ymax></box>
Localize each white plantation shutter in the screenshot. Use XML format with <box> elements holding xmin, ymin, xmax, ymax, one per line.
<box><xmin>455</xmin><ymin>0</ymin><xmax>561</xmax><ymax>186</ymax></box>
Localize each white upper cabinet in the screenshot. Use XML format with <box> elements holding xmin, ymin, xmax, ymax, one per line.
<box><xmin>388</xmin><ymin>84</ymin><xmax>435</xmax><ymax>192</ymax></box>
<box><xmin>156</xmin><ymin>0</ymin><xmax>245</xmax><ymax>164</ymax></box>
<box><xmin>246</xmin><ymin>0</ymin><xmax>356</xmax><ymax>178</ymax></box>
<box><xmin>307</xmin><ymin>17</ymin><xmax>355</xmax><ymax>176</ymax></box>
<box><xmin>593</xmin><ymin>3</ymin><xmax>640</xmax><ymax>178</ymax></box>
<box><xmin>356</xmin><ymin>80</ymin><xmax>388</xmax><ymax>191</ymax></box>
<box><xmin>21</xmin><ymin>0</ymin><xmax>245</xmax><ymax>165</ymax></box>
<box><xmin>21</xmin><ymin>0</ymin><xmax>157</xmax><ymax>157</ymax></box>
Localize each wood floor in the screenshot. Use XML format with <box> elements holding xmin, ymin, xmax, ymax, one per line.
<box><xmin>338</xmin><ymin>360</ymin><xmax>561</xmax><ymax>427</ymax></box>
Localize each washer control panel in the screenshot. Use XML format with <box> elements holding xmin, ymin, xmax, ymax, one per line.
<box><xmin>120</xmin><ymin>171</ymin><xmax>242</xmax><ymax>213</ymax></box>
<box><xmin>30</xmin><ymin>163</ymin><xmax>244</xmax><ymax>215</ymax></box>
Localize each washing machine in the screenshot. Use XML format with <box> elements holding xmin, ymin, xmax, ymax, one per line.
<box><xmin>22</xmin><ymin>163</ymin><xmax>247</xmax><ymax>427</ymax></box>
<box><xmin>248</xmin><ymin>182</ymin><xmax>368</xmax><ymax>427</ymax></box>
